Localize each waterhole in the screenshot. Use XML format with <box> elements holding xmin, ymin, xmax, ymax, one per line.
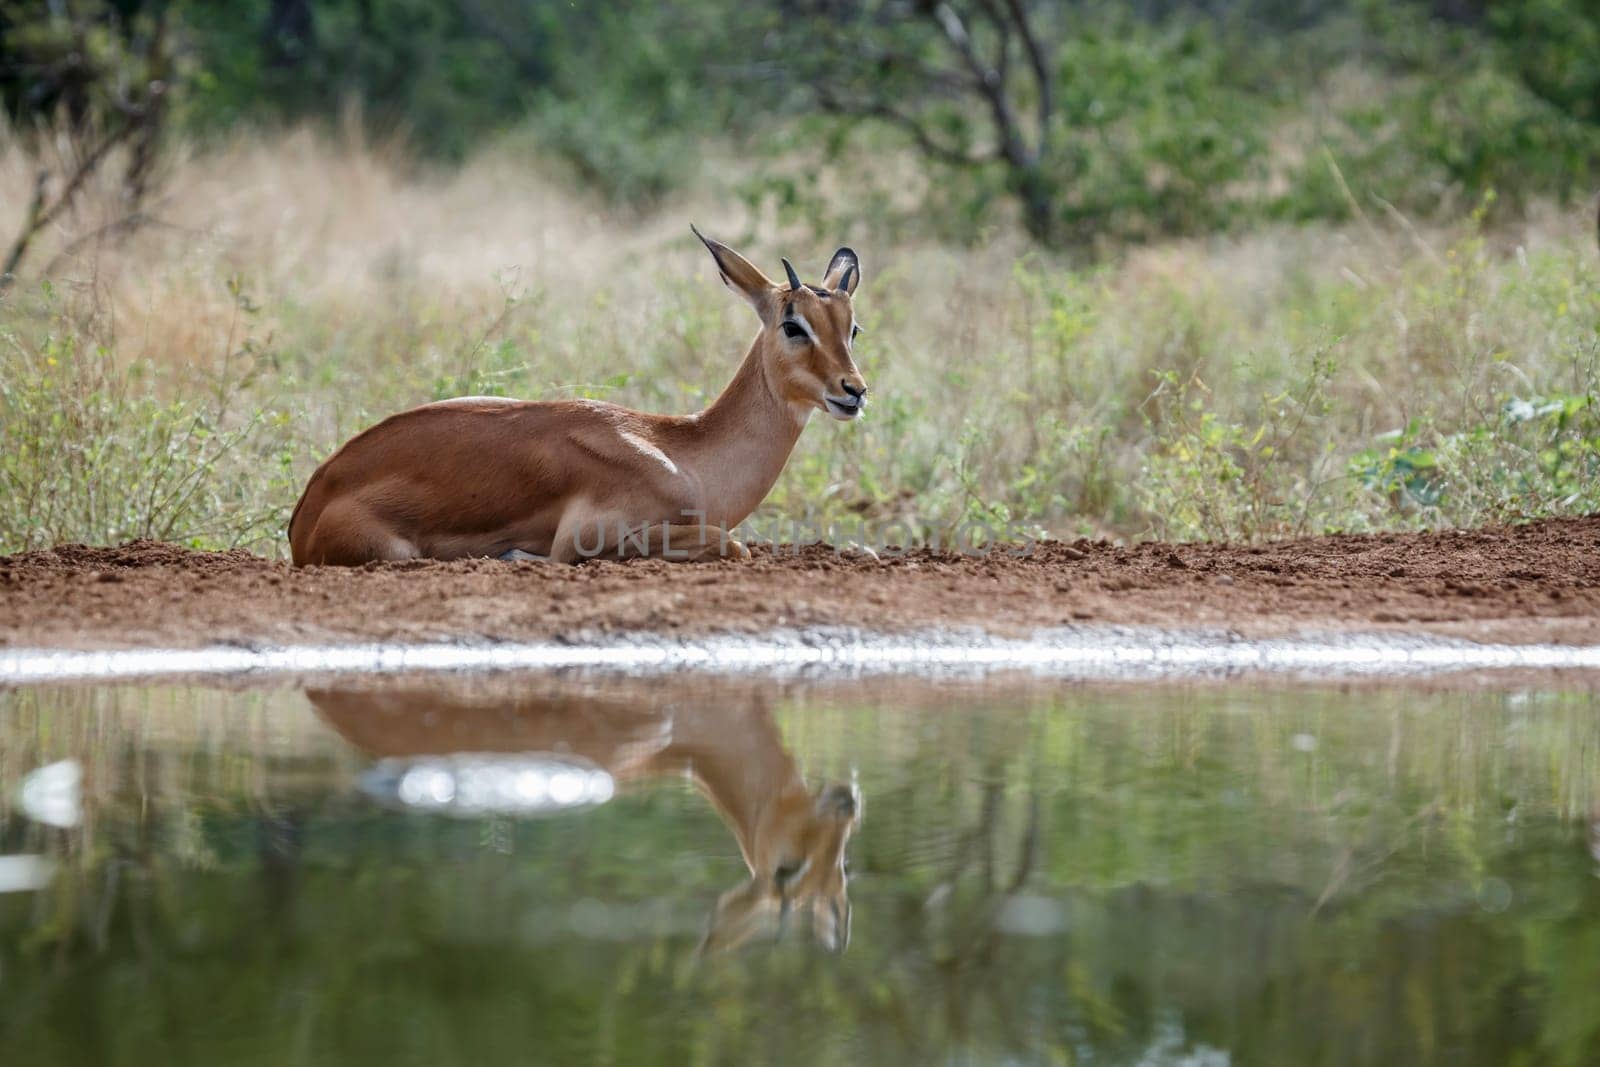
<box><xmin>2</xmin><ymin>673</ymin><xmax>1597</xmax><ymax>1065</ymax></box>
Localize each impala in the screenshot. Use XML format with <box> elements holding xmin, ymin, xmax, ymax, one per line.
<box><xmin>308</xmin><ymin>676</ymin><xmax>860</xmax><ymax>953</ymax></box>
<box><xmin>289</xmin><ymin>228</ymin><xmax>867</xmax><ymax>565</ymax></box>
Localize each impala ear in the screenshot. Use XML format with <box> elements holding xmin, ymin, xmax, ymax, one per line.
<box><xmin>692</xmin><ymin>224</ymin><xmax>776</xmax><ymax>315</ymax></box>
<box><xmin>821</xmin><ymin>247</ymin><xmax>861</xmax><ymax>295</ymax></box>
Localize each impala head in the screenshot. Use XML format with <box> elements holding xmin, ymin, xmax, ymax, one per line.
<box><xmin>700</xmin><ymin>780</ymin><xmax>860</xmax><ymax>955</ymax></box>
<box><xmin>692</xmin><ymin>225</ymin><xmax>868</xmax><ymax>422</ymax></box>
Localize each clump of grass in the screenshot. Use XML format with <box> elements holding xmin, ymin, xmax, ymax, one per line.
<box><xmin>1129</xmin><ymin>218</ymin><xmax>1600</xmax><ymax>539</ymax></box>
<box><xmin>0</xmin><ymin>282</ymin><xmax>295</xmax><ymax>553</ymax></box>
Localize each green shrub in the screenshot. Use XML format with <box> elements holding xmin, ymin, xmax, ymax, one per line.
<box><xmin>1302</xmin><ymin>66</ymin><xmax>1600</xmax><ymax>224</ymax></box>
<box><xmin>1050</xmin><ymin>16</ymin><xmax>1273</xmax><ymax>244</ymax></box>
<box><xmin>1138</xmin><ymin>353</ymin><xmax>1344</xmax><ymax>542</ymax></box>
<box><xmin>1353</xmin><ymin>390</ymin><xmax>1600</xmax><ymax>526</ymax></box>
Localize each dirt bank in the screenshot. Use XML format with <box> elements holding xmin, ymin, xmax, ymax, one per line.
<box><xmin>2</xmin><ymin>518</ymin><xmax>1599</xmax><ymax>651</ymax></box>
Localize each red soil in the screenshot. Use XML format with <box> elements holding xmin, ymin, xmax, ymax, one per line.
<box><xmin>2</xmin><ymin>517</ymin><xmax>1599</xmax><ymax>651</ymax></box>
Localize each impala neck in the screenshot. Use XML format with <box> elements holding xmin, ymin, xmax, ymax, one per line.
<box><xmin>661</xmin><ymin>705</ymin><xmax>806</xmax><ymax>868</ymax></box>
<box><xmin>688</xmin><ymin>334</ymin><xmax>809</xmax><ymax>528</ymax></box>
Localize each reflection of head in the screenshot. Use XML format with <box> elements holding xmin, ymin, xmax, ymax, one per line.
<box><xmin>701</xmin><ymin>781</ymin><xmax>859</xmax><ymax>956</ymax></box>
<box><xmin>304</xmin><ymin>676</ymin><xmax>860</xmax><ymax>956</ymax></box>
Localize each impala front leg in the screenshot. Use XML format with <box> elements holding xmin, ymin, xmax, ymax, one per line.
<box><xmin>552</xmin><ymin>509</ymin><xmax>750</xmax><ymax>563</ymax></box>
<box><xmin>616</xmin><ymin>520</ymin><xmax>750</xmax><ymax>562</ymax></box>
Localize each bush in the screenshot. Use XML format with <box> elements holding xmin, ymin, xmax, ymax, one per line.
<box><xmin>1299</xmin><ymin>65</ymin><xmax>1600</xmax><ymax>224</ymax></box>
<box><xmin>1050</xmin><ymin>16</ymin><xmax>1273</xmax><ymax>244</ymax></box>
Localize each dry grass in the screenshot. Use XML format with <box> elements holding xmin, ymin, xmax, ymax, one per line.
<box><xmin>1</xmin><ymin>128</ymin><xmax>1596</xmax><ymax>554</ymax></box>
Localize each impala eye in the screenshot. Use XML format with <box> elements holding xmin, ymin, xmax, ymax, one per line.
<box><xmin>781</xmin><ymin>321</ymin><xmax>808</xmax><ymax>342</ymax></box>
<box><xmin>850</xmin><ymin>324</ymin><xmax>862</xmax><ymax>340</ymax></box>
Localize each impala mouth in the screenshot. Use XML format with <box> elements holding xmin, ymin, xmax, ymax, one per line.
<box><xmin>824</xmin><ymin>394</ymin><xmax>865</xmax><ymax>420</ymax></box>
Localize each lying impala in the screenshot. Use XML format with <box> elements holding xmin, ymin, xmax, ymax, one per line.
<box><xmin>289</xmin><ymin>228</ymin><xmax>867</xmax><ymax>565</ymax></box>
<box><xmin>307</xmin><ymin>676</ymin><xmax>859</xmax><ymax>953</ymax></box>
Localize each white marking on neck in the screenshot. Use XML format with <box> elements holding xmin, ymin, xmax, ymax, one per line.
<box><xmin>620</xmin><ymin>431</ymin><xmax>679</xmax><ymax>475</ymax></box>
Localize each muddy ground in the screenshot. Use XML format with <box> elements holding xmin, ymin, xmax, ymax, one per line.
<box><xmin>2</xmin><ymin>516</ymin><xmax>1598</xmax><ymax>651</ymax></box>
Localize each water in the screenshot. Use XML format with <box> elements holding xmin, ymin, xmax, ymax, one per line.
<box><xmin>7</xmin><ymin>627</ymin><xmax>1600</xmax><ymax>684</ymax></box>
<box><xmin>2</xmin><ymin>674</ymin><xmax>1598</xmax><ymax>1066</ymax></box>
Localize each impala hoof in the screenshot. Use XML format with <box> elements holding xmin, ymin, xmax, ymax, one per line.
<box><xmin>498</xmin><ymin>549</ymin><xmax>551</xmax><ymax>563</ymax></box>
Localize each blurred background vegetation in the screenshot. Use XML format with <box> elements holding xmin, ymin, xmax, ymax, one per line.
<box><xmin>5</xmin><ymin>0</ymin><xmax>1599</xmax><ymax>241</ymax></box>
<box><xmin>0</xmin><ymin>0</ymin><xmax>1597</xmax><ymax>552</ymax></box>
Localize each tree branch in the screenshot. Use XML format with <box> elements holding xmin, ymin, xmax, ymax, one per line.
<box><xmin>929</xmin><ymin>2</ymin><xmax>1029</xmax><ymax>168</ymax></box>
<box><xmin>1003</xmin><ymin>0</ymin><xmax>1054</xmax><ymax>152</ymax></box>
<box><xmin>817</xmin><ymin>89</ymin><xmax>992</xmax><ymax>167</ymax></box>
<box><xmin>972</xmin><ymin>0</ymin><xmax>1014</xmax><ymax>91</ymax></box>
<box><xmin>858</xmin><ymin>47</ymin><xmax>975</xmax><ymax>97</ymax></box>
<box><xmin>804</xmin><ymin>20</ymin><xmax>976</xmax><ymax>99</ymax></box>
<box><xmin>1</xmin><ymin>95</ymin><xmax>161</xmax><ymax>291</ymax></box>
<box><xmin>0</xmin><ymin>170</ymin><xmax>51</xmax><ymax>290</ymax></box>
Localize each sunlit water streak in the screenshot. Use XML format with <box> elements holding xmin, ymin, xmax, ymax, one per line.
<box><xmin>3</xmin><ymin>626</ymin><xmax>1599</xmax><ymax>684</ymax></box>
<box><xmin>361</xmin><ymin>754</ymin><xmax>615</xmax><ymax>816</ymax></box>
<box><xmin>0</xmin><ymin>855</ymin><xmax>57</xmax><ymax>894</ymax></box>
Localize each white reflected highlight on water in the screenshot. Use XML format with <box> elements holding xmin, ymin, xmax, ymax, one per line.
<box><xmin>0</xmin><ymin>854</ymin><xmax>57</xmax><ymax>893</ymax></box>
<box><xmin>18</xmin><ymin>759</ymin><xmax>82</xmax><ymax>828</ymax></box>
<box><xmin>3</xmin><ymin>627</ymin><xmax>1600</xmax><ymax>685</ymax></box>
<box><xmin>365</xmin><ymin>754</ymin><xmax>614</xmax><ymax>817</ymax></box>
<box><xmin>993</xmin><ymin>893</ymin><xmax>1070</xmax><ymax>936</ymax></box>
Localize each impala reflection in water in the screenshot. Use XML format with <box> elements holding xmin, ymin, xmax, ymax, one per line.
<box><xmin>309</xmin><ymin>676</ymin><xmax>860</xmax><ymax>954</ymax></box>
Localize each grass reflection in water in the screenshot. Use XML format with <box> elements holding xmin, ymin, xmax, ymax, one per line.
<box><xmin>1</xmin><ymin>677</ymin><xmax>1598</xmax><ymax>1066</ymax></box>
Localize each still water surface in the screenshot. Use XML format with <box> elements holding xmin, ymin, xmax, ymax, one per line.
<box><xmin>2</xmin><ymin>674</ymin><xmax>1598</xmax><ymax>1065</ymax></box>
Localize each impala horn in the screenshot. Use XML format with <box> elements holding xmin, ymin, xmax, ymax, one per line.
<box><xmin>781</xmin><ymin>257</ymin><xmax>802</xmax><ymax>292</ymax></box>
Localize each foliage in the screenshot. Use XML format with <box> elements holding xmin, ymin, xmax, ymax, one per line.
<box><xmin>0</xmin><ymin>282</ymin><xmax>294</xmax><ymax>552</ymax></box>
<box><xmin>1139</xmin><ymin>352</ymin><xmax>1341</xmax><ymax>542</ymax></box>
<box><xmin>0</xmin><ymin>0</ymin><xmax>172</xmax><ymax>125</ymax></box>
<box><xmin>175</xmin><ymin>0</ymin><xmax>549</xmax><ymax>160</ymax></box>
<box><xmin>1352</xmin><ymin>391</ymin><xmax>1600</xmax><ymax>525</ymax></box>
<box><xmin>1122</xmin><ymin>218</ymin><xmax>1600</xmax><ymax>542</ymax></box>
<box><xmin>175</xmin><ymin>0</ymin><xmax>753</xmax><ymax>189</ymax></box>
<box><xmin>1297</xmin><ymin>57</ymin><xmax>1600</xmax><ymax>225</ymax></box>
<box><xmin>777</xmin><ymin>1</ymin><xmax>1600</xmax><ymax>246</ymax></box>
<box><xmin>1481</xmin><ymin>0</ymin><xmax>1600</xmax><ymax>124</ymax></box>
<box><xmin>5</xmin><ymin>1</ymin><xmax>1600</xmax><ymax>246</ymax></box>
<box><xmin>0</xmin><ymin>1</ymin><xmax>176</xmax><ymax>286</ymax></box>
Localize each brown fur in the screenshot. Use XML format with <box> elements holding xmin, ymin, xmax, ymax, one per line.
<box><xmin>289</xmin><ymin>229</ymin><xmax>867</xmax><ymax>565</ymax></box>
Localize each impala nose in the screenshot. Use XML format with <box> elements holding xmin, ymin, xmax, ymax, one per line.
<box><xmin>840</xmin><ymin>379</ymin><xmax>865</xmax><ymax>400</ymax></box>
